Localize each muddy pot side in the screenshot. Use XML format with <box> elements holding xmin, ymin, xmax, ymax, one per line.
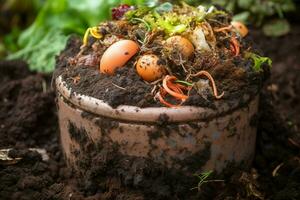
<box><xmin>57</xmin><ymin>92</ymin><xmax>258</xmax><ymax>173</ymax></box>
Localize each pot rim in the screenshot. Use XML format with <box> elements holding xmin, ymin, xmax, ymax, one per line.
<box><xmin>56</xmin><ymin>75</ymin><xmax>256</xmax><ymax>123</ymax></box>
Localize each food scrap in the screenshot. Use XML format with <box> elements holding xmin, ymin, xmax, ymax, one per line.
<box><xmin>100</xmin><ymin>40</ymin><xmax>139</xmax><ymax>75</ymax></box>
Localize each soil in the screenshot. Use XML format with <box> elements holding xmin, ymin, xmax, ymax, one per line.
<box><xmin>57</xmin><ymin>37</ymin><xmax>263</xmax><ymax>109</ymax></box>
<box><xmin>0</xmin><ymin>24</ymin><xmax>300</xmax><ymax>200</ymax></box>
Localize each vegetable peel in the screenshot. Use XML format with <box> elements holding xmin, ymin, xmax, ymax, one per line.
<box><xmin>83</xmin><ymin>27</ymin><xmax>103</xmax><ymax>46</ymax></box>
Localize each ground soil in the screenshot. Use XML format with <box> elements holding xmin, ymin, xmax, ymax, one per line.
<box><xmin>0</xmin><ymin>24</ymin><xmax>300</xmax><ymax>200</ymax></box>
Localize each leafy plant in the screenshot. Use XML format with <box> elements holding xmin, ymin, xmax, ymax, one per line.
<box><xmin>0</xmin><ymin>0</ymin><xmax>43</xmax><ymax>58</ymax></box>
<box><xmin>7</xmin><ymin>0</ymin><xmax>146</xmax><ymax>72</ymax></box>
<box><xmin>262</xmin><ymin>18</ymin><xmax>290</xmax><ymax>37</ymax></box>
<box><xmin>245</xmin><ymin>52</ymin><xmax>272</xmax><ymax>72</ymax></box>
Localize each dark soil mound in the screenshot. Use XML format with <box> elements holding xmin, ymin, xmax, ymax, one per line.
<box><xmin>0</xmin><ymin>61</ymin><xmax>73</xmax><ymax>200</ymax></box>
<box><xmin>0</xmin><ymin>61</ymin><xmax>56</xmax><ymax>147</ymax></box>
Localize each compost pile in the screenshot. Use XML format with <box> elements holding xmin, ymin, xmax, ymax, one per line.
<box><xmin>57</xmin><ymin>3</ymin><xmax>270</xmax><ymax>108</ymax></box>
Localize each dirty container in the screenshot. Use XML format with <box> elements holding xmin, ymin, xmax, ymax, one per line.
<box><xmin>56</xmin><ymin>75</ymin><xmax>258</xmax><ymax>173</ymax></box>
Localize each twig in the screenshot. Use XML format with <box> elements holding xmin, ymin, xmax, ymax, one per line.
<box><xmin>179</xmin><ymin>54</ymin><xmax>188</xmax><ymax>73</ymax></box>
<box><xmin>191</xmin><ymin>180</ymin><xmax>224</xmax><ymax>191</ymax></box>
<box><xmin>214</xmin><ymin>25</ymin><xmax>233</xmax><ymax>32</ymax></box>
<box><xmin>150</xmin><ymin>78</ymin><xmax>163</xmax><ymax>85</ymax></box>
<box><xmin>288</xmin><ymin>138</ymin><xmax>300</xmax><ymax>149</ymax></box>
<box><xmin>272</xmin><ymin>163</ymin><xmax>284</xmax><ymax>177</ymax></box>
<box><xmin>151</xmin><ymin>85</ymin><xmax>158</xmax><ymax>95</ymax></box>
<box><xmin>112</xmin><ymin>82</ymin><xmax>126</xmax><ymax>90</ymax></box>
<box><xmin>42</xmin><ymin>79</ymin><xmax>47</xmax><ymax>93</ymax></box>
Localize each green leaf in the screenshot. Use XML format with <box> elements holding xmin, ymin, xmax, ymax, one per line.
<box><xmin>8</xmin><ymin>30</ymin><xmax>69</xmax><ymax>73</ymax></box>
<box><xmin>125</xmin><ymin>6</ymin><xmax>152</xmax><ymax>20</ymax></box>
<box><xmin>3</xmin><ymin>28</ymin><xmax>21</xmax><ymax>52</ymax></box>
<box><xmin>155</xmin><ymin>2</ymin><xmax>173</xmax><ymax>13</ymax></box>
<box><xmin>224</xmin><ymin>0</ymin><xmax>236</xmax><ymax>13</ymax></box>
<box><xmin>0</xmin><ymin>43</ymin><xmax>5</xmax><ymax>59</ymax></box>
<box><xmin>262</xmin><ymin>19</ymin><xmax>290</xmax><ymax>37</ymax></box>
<box><xmin>211</xmin><ymin>0</ymin><xmax>227</xmax><ymax>8</ymax></box>
<box><xmin>245</xmin><ymin>52</ymin><xmax>272</xmax><ymax>72</ymax></box>
<box><xmin>237</xmin><ymin>0</ymin><xmax>253</xmax><ymax>9</ymax></box>
<box><xmin>232</xmin><ymin>11</ymin><xmax>250</xmax><ymax>23</ymax></box>
<box><xmin>281</xmin><ymin>0</ymin><xmax>296</xmax><ymax>12</ymax></box>
<box><xmin>145</xmin><ymin>0</ymin><xmax>159</xmax><ymax>8</ymax></box>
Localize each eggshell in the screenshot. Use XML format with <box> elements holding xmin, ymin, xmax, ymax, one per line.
<box><xmin>165</xmin><ymin>36</ymin><xmax>194</xmax><ymax>59</ymax></box>
<box><xmin>136</xmin><ymin>54</ymin><xmax>166</xmax><ymax>82</ymax></box>
<box><xmin>189</xmin><ymin>27</ymin><xmax>211</xmax><ymax>52</ymax></box>
<box><xmin>231</xmin><ymin>21</ymin><xmax>249</xmax><ymax>37</ymax></box>
<box><xmin>100</xmin><ymin>40</ymin><xmax>139</xmax><ymax>75</ymax></box>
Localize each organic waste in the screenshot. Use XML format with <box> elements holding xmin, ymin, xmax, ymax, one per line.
<box><xmin>57</xmin><ymin>2</ymin><xmax>272</xmax><ymax>108</ymax></box>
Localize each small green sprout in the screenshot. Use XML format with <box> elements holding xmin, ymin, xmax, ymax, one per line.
<box><xmin>191</xmin><ymin>170</ymin><xmax>213</xmax><ymax>191</ymax></box>
<box><xmin>175</xmin><ymin>80</ymin><xmax>194</xmax><ymax>86</ymax></box>
<box><xmin>191</xmin><ymin>170</ymin><xmax>224</xmax><ymax>191</ymax></box>
<box><xmin>245</xmin><ymin>52</ymin><xmax>272</xmax><ymax>72</ymax></box>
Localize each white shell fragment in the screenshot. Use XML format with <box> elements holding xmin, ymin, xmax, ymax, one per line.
<box><xmin>29</xmin><ymin>148</ymin><xmax>49</xmax><ymax>161</ymax></box>
<box><xmin>0</xmin><ymin>149</ymin><xmax>22</xmax><ymax>165</ymax></box>
<box><xmin>189</xmin><ymin>27</ymin><xmax>211</xmax><ymax>52</ymax></box>
<box><xmin>0</xmin><ymin>148</ymin><xmax>49</xmax><ymax>165</ymax></box>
